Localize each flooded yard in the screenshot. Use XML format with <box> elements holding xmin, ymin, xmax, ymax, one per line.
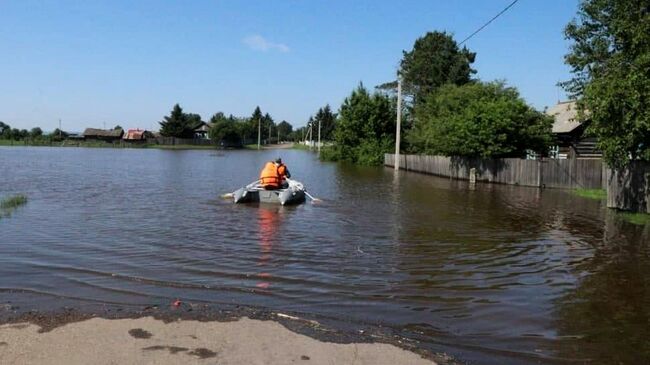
<box><xmin>1</xmin><ymin>147</ymin><xmax>649</xmax><ymax>364</ymax></box>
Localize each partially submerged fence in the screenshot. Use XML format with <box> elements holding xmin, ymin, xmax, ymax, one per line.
<box><xmin>385</xmin><ymin>154</ymin><xmax>606</xmax><ymax>189</ymax></box>
<box><xmin>148</xmin><ymin>137</ymin><xmax>214</xmax><ymax>146</ymax></box>
<box><xmin>386</xmin><ymin>154</ymin><xmax>650</xmax><ymax>213</ymax></box>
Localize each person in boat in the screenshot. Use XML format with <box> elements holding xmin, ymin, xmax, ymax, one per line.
<box><xmin>259</xmin><ymin>158</ymin><xmax>291</xmax><ymax>190</ymax></box>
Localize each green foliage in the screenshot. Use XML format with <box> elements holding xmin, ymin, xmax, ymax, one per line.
<box><xmin>0</xmin><ymin>121</ymin><xmax>9</xmax><ymax>136</ymax></box>
<box><xmin>113</xmin><ymin>125</ymin><xmax>122</xmax><ymax>130</ymax></box>
<box><xmin>159</xmin><ymin>104</ymin><xmax>195</xmax><ymax>138</ymax></box>
<box><xmin>562</xmin><ymin>0</ymin><xmax>650</xmax><ymax>168</ymax></box>
<box><xmin>0</xmin><ymin>194</ymin><xmax>28</xmax><ymax>218</ymax></box>
<box><xmin>326</xmin><ymin>84</ymin><xmax>396</xmax><ymax>165</ymax></box>
<box><xmin>407</xmin><ymin>81</ymin><xmax>553</xmax><ymax>158</ymax></box>
<box><xmin>617</xmin><ymin>211</ymin><xmax>650</xmax><ymax>225</ymax></box>
<box><xmin>276</xmin><ymin>120</ymin><xmax>292</xmax><ymax>140</ymax></box>
<box><xmin>1</xmin><ymin>194</ymin><xmax>27</xmax><ymax>209</ymax></box>
<box><xmin>208</xmin><ymin>112</ymin><xmax>242</xmax><ymax>146</ymax></box>
<box><xmin>312</xmin><ymin>104</ymin><xmax>337</xmax><ymax>141</ymax></box>
<box><xmin>49</xmin><ymin>128</ymin><xmax>68</xmax><ymax>141</ymax></box>
<box><xmin>400</xmin><ymin>31</ymin><xmax>476</xmax><ymax>103</ymax></box>
<box><xmin>30</xmin><ymin>127</ymin><xmax>43</xmax><ymax>138</ymax></box>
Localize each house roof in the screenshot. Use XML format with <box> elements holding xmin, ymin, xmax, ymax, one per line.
<box><xmin>194</xmin><ymin>124</ymin><xmax>210</xmax><ymax>132</ymax></box>
<box><xmin>123</xmin><ymin>129</ymin><xmax>149</xmax><ymax>140</ymax></box>
<box><xmin>83</xmin><ymin>128</ymin><xmax>124</xmax><ymax>138</ymax></box>
<box><xmin>546</xmin><ymin>101</ymin><xmax>584</xmax><ymax>134</ymax></box>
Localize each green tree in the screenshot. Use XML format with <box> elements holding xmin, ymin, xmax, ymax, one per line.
<box><xmin>159</xmin><ymin>104</ymin><xmax>193</xmax><ymax>138</ymax></box>
<box><xmin>262</xmin><ymin>112</ymin><xmax>275</xmax><ymax>142</ymax></box>
<box><xmin>247</xmin><ymin>106</ymin><xmax>264</xmax><ymax>141</ymax></box>
<box><xmin>407</xmin><ymin>81</ymin><xmax>552</xmax><ymax>158</ymax></box>
<box><xmin>276</xmin><ymin>120</ymin><xmax>293</xmax><ymax>141</ymax></box>
<box><xmin>400</xmin><ymin>31</ymin><xmax>476</xmax><ymax>103</ymax></box>
<box><xmin>325</xmin><ymin>83</ymin><xmax>396</xmax><ymax>165</ymax></box>
<box><xmin>313</xmin><ymin>104</ymin><xmax>337</xmax><ymax>141</ymax></box>
<box><xmin>208</xmin><ymin>113</ymin><xmax>241</xmax><ymax>146</ymax></box>
<box><xmin>562</xmin><ymin>0</ymin><xmax>650</xmax><ymax>167</ymax></box>
<box><xmin>186</xmin><ymin>113</ymin><xmax>204</xmax><ymax>129</ymax></box>
<box><xmin>49</xmin><ymin>128</ymin><xmax>68</xmax><ymax>141</ymax></box>
<box><xmin>113</xmin><ymin>125</ymin><xmax>123</xmax><ymax>130</ymax></box>
<box><xmin>30</xmin><ymin>127</ymin><xmax>43</xmax><ymax>139</ymax></box>
<box><xmin>0</xmin><ymin>121</ymin><xmax>9</xmax><ymax>137</ymax></box>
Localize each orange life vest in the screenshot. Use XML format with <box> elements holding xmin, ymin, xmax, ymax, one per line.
<box><xmin>260</xmin><ymin>162</ymin><xmax>282</xmax><ymax>188</ymax></box>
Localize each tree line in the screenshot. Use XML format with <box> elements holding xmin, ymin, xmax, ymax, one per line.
<box><xmin>316</xmin><ymin>0</ymin><xmax>648</xmax><ymax>168</ymax></box>
<box><xmin>159</xmin><ymin>104</ymin><xmax>297</xmax><ymax>146</ymax></box>
<box><xmin>318</xmin><ymin>30</ymin><xmax>552</xmax><ymax>165</ymax></box>
<box><xmin>0</xmin><ymin>121</ymin><xmax>68</xmax><ymax>142</ymax></box>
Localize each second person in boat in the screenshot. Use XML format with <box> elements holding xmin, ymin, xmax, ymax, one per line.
<box><xmin>259</xmin><ymin>158</ymin><xmax>291</xmax><ymax>190</ymax></box>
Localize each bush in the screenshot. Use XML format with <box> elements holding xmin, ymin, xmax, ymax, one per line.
<box><xmin>407</xmin><ymin>81</ymin><xmax>552</xmax><ymax>158</ymax></box>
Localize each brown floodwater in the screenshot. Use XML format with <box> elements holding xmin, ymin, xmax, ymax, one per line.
<box><xmin>1</xmin><ymin>147</ymin><xmax>649</xmax><ymax>364</ymax></box>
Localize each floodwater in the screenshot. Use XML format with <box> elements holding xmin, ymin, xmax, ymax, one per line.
<box><xmin>1</xmin><ymin>147</ymin><xmax>649</xmax><ymax>364</ymax></box>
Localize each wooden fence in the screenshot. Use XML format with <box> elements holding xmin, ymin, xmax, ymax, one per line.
<box><xmin>385</xmin><ymin>154</ymin><xmax>606</xmax><ymax>189</ymax></box>
<box><xmin>147</xmin><ymin>137</ymin><xmax>215</xmax><ymax>146</ymax></box>
<box><xmin>607</xmin><ymin>162</ymin><xmax>650</xmax><ymax>213</ymax></box>
<box><xmin>386</xmin><ymin>154</ymin><xmax>650</xmax><ymax>213</ymax></box>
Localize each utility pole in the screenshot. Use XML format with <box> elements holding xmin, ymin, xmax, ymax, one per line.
<box><xmin>317</xmin><ymin>118</ymin><xmax>321</xmax><ymax>155</ymax></box>
<box><xmin>257</xmin><ymin>117</ymin><xmax>261</xmax><ymax>150</ymax></box>
<box><xmin>394</xmin><ymin>77</ymin><xmax>402</xmax><ymax>171</ymax></box>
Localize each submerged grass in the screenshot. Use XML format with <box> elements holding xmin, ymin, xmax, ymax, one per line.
<box><xmin>573</xmin><ymin>188</ymin><xmax>607</xmax><ymax>200</ymax></box>
<box><xmin>0</xmin><ymin>194</ymin><xmax>28</xmax><ymax>219</ymax></box>
<box><xmin>1</xmin><ymin>194</ymin><xmax>28</xmax><ymax>209</ymax></box>
<box><xmin>617</xmin><ymin>212</ymin><xmax>650</xmax><ymax>225</ymax></box>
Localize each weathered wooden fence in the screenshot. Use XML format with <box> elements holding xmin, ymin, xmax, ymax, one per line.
<box><xmin>386</xmin><ymin>154</ymin><xmax>650</xmax><ymax>213</ymax></box>
<box><xmin>606</xmin><ymin>162</ymin><xmax>650</xmax><ymax>213</ymax></box>
<box><xmin>147</xmin><ymin>137</ymin><xmax>215</xmax><ymax>146</ymax></box>
<box><xmin>385</xmin><ymin>154</ymin><xmax>605</xmax><ymax>189</ymax></box>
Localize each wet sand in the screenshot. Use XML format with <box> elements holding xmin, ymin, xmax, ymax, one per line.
<box><xmin>0</xmin><ymin>316</ymin><xmax>436</xmax><ymax>364</ymax></box>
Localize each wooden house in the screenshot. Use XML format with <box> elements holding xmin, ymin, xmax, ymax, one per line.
<box><xmin>83</xmin><ymin>128</ymin><xmax>124</xmax><ymax>142</ymax></box>
<box><xmin>546</xmin><ymin>101</ymin><xmax>601</xmax><ymax>159</ymax></box>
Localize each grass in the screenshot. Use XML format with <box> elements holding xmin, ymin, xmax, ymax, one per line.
<box><xmin>617</xmin><ymin>211</ymin><xmax>650</xmax><ymax>225</ymax></box>
<box><xmin>0</xmin><ymin>194</ymin><xmax>28</xmax><ymax>209</ymax></box>
<box><xmin>0</xmin><ymin>194</ymin><xmax>28</xmax><ymax>219</ymax></box>
<box><xmin>573</xmin><ymin>188</ymin><xmax>607</xmax><ymax>200</ymax></box>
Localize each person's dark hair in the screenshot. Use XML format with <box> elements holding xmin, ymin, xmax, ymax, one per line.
<box><xmin>275</xmin><ymin>158</ymin><xmax>282</xmax><ymax>164</ymax></box>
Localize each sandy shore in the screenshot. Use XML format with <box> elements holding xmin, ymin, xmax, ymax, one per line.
<box><xmin>0</xmin><ymin>316</ymin><xmax>436</xmax><ymax>365</ymax></box>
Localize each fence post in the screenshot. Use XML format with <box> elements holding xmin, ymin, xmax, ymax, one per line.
<box><xmin>469</xmin><ymin>167</ymin><xmax>477</xmax><ymax>184</ymax></box>
<box><xmin>646</xmin><ymin>172</ymin><xmax>650</xmax><ymax>214</ymax></box>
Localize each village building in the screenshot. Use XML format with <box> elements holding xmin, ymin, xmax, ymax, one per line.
<box><xmin>192</xmin><ymin>121</ymin><xmax>211</xmax><ymax>139</ymax></box>
<box><xmin>546</xmin><ymin>101</ymin><xmax>601</xmax><ymax>159</ymax></box>
<box><xmin>82</xmin><ymin>128</ymin><xmax>124</xmax><ymax>142</ymax></box>
<box><xmin>122</xmin><ymin>128</ymin><xmax>153</xmax><ymax>141</ymax></box>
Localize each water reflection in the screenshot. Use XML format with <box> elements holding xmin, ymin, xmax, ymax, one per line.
<box><xmin>555</xmin><ymin>212</ymin><xmax>650</xmax><ymax>363</ymax></box>
<box><xmin>3</xmin><ymin>147</ymin><xmax>650</xmax><ymax>364</ymax></box>
<box><xmin>256</xmin><ymin>205</ymin><xmax>282</xmax><ymax>289</ymax></box>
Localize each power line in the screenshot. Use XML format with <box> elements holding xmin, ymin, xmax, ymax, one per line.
<box><xmin>459</xmin><ymin>0</ymin><xmax>520</xmax><ymax>45</ymax></box>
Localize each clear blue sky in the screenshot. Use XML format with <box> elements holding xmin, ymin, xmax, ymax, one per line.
<box><xmin>0</xmin><ymin>0</ymin><xmax>579</xmax><ymax>132</ymax></box>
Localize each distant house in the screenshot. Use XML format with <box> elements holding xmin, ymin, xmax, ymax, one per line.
<box><xmin>123</xmin><ymin>128</ymin><xmax>153</xmax><ymax>141</ymax></box>
<box><xmin>83</xmin><ymin>128</ymin><xmax>124</xmax><ymax>142</ymax></box>
<box><xmin>192</xmin><ymin>122</ymin><xmax>211</xmax><ymax>139</ymax></box>
<box><xmin>546</xmin><ymin>101</ymin><xmax>601</xmax><ymax>159</ymax></box>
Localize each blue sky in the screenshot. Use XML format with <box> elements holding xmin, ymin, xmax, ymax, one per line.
<box><xmin>0</xmin><ymin>0</ymin><xmax>579</xmax><ymax>132</ymax></box>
